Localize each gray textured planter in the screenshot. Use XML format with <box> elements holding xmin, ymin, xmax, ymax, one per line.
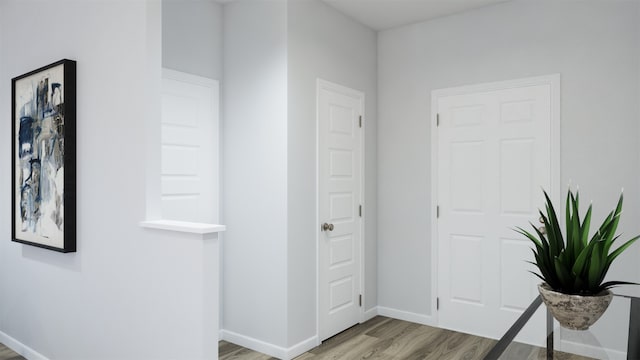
<box><xmin>538</xmin><ymin>283</ymin><xmax>613</xmax><ymax>330</ymax></box>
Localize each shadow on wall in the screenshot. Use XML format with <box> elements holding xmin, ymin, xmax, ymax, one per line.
<box><xmin>21</xmin><ymin>246</ymin><xmax>81</xmax><ymax>272</ymax></box>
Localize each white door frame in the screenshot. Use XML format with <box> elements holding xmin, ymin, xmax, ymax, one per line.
<box><xmin>429</xmin><ymin>74</ymin><xmax>561</xmax><ymax>323</ymax></box>
<box><xmin>316</xmin><ymin>78</ymin><xmax>366</xmax><ymax>344</ymax></box>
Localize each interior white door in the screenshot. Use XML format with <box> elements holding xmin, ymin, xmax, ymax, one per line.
<box><xmin>318</xmin><ymin>80</ymin><xmax>363</xmax><ymax>341</ymax></box>
<box><xmin>161</xmin><ymin>69</ymin><xmax>219</xmax><ymax>223</ymax></box>
<box><xmin>436</xmin><ymin>81</ymin><xmax>555</xmax><ymax>344</ymax></box>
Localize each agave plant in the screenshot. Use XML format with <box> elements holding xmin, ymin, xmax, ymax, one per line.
<box><xmin>516</xmin><ymin>189</ymin><xmax>640</xmax><ymax>295</ymax></box>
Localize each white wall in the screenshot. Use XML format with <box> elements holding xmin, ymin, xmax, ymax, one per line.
<box><xmin>286</xmin><ymin>0</ymin><xmax>378</xmax><ymax>347</ymax></box>
<box><xmin>162</xmin><ymin>0</ymin><xmax>223</xmax><ymax>80</ymax></box>
<box><xmin>0</xmin><ymin>1</ymin><xmax>218</xmax><ymax>359</ymax></box>
<box><xmin>378</xmin><ymin>0</ymin><xmax>640</xmax><ymax>350</ymax></box>
<box><xmin>638</xmin><ymin>1</ymin><xmax>640</xmax><ymax>285</ymax></box>
<box><xmin>220</xmin><ymin>1</ymin><xmax>377</xmax><ymax>355</ymax></box>
<box><xmin>221</xmin><ymin>0</ymin><xmax>289</xmax><ymax>350</ymax></box>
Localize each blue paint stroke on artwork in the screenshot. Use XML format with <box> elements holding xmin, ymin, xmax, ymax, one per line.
<box><xmin>18</xmin><ymin>116</ymin><xmax>34</xmax><ymax>157</ymax></box>
<box><xmin>17</xmin><ymin>75</ymin><xmax>65</xmax><ymax>236</ymax></box>
<box><xmin>37</xmin><ymin>77</ymin><xmax>49</xmax><ymax>117</ymax></box>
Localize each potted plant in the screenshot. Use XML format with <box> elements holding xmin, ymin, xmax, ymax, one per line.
<box><xmin>516</xmin><ymin>189</ymin><xmax>640</xmax><ymax>330</ymax></box>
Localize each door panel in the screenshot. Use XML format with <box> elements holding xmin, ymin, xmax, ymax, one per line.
<box><xmin>450</xmin><ymin>234</ymin><xmax>483</xmax><ymax>304</ymax></box>
<box><xmin>500</xmin><ymin>238</ymin><xmax>535</xmax><ymax>311</ymax></box>
<box><xmin>318</xmin><ymin>80</ymin><xmax>363</xmax><ymax>341</ymax></box>
<box><xmin>437</xmin><ymin>81</ymin><xmax>555</xmax><ymax>345</ymax></box>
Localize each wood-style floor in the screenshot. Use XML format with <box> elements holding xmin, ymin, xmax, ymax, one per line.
<box><xmin>0</xmin><ymin>343</ymin><xmax>25</xmax><ymax>360</ymax></box>
<box><xmin>220</xmin><ymin>316</ymin><xmax>593</xmax><ymax>360</ymax></box>
<box><xmin>0</xmin><ymin>316</ymin><xmax>592</xmax><ymax>360</ymax></box>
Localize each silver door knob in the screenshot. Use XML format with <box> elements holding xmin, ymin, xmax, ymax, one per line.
<box><xmin>322</xmin><ymin>223</ymin><xmax>334</xmax><ymax>231</ymax></box>
<box><xmin>538</xmin><ymin>226</ymin><xmax>546</xmax><ymax>235</ymax></box>
<box><xmin>539</xmin><ymin>216</ymin><xmax>545</xmax><ymax>224</ymax></box>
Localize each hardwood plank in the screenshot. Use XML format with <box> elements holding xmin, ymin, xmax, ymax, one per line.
<box><xmin>305</xmin><ymin>334</ymin><xmax>385</xmax><ymax>360</ymax></box>
<box><xmin>306</xmin><ymin>318</ymin><xmax>421</xmax><ymax>359</ymax></box>
<box><xmin>500</xmin><ymin>341</ymin><xmax>535</xmax><ymax>359</ymax></box>
<box><xmin>309</xmin><ymin>316</ymin><xmax>392</xmax><ymax>355</ymax></box>
<box><xmin>405</xmin><ymin>328</ymin><xmax>474</xmax><ymax>360</ymax></box>
<box><xmin>452</xmin><ymin>335</ymin><xmax>496</xmax><ymax>360</ymax></box>
<box><xmin>365</xmin><ymin>318</ymin><xmax>422</xmax><ymax>340</ymax></box>
<box><xmin>0</xmin><ymin>343</ymin><xmax>25</xmax><ymax>360</ymax></box>
<box><xmin>379</xmin><ymin>323</ymin><xmax>451</xmax><ymax>359</ymax></box>
<box><xmin>221</xmin><ymin>345</ymin><xmax>277</xmax><ymax>360</ymax></box>
<box><xmin>219</xmin><ymin>340</ymin><xmax>245</xmax><ymax>357</ymax></box>
<box><xmin>499</xmin><ymin>341</ymin><xmax>595</xmax><ymax>360</ymax></box>
<box><xmin>292</xmin><ymin>352</ymin><xmax>317</xmax><ymax>360</ymax></box>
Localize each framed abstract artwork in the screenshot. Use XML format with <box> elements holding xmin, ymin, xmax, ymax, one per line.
<box><xmin>12</xmin><ymin>59</ymin><xmax>76</xmax><ymax>252</ymax></box>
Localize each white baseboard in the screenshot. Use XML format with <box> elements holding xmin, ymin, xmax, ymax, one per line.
<box><xmin>0</xmin><ymin>330</ymin><xmax>49</xmax><ymax>360</ymax></box>
<box><xmin>285</xmin><ymin>335</ymin><xmax>317</xmax><ymax>359</ymax></box>
<box><xmin>220</xmin><ymin>329</ymin><xmax>286</xmax><ymax>359</ymax></box>
<box><xmin>377</xmin><ymin>306</ymin><xmax>436</xmax><ymax>326</ymax></box>
<box><xmin>559</xmin><ymin>339</ymin><xmax>625</xmax><ymax>360</ymax></box>
<box><xmin>220</xmin><ymin>329</ymin><xmax>317</xmax><ymax>360</ymax></box>
<box><xmin>362</xmin><ymin>306</ymin><xmax>378</xmax><ymax>322</ymax></box>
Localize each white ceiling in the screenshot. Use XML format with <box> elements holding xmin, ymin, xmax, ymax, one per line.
<box><xmin>321</xmin><ymin>0</ymin><xmax>510</xmax><ymax>31</ymax></box>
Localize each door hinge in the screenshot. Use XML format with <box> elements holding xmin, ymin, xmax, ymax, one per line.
<box><xmin>436</xmin><ymin>113</ymin><xmax>440</xmax><ymax>127</ymax></box>
<box><xmin>359</xmin><ymin>205</ymin><xmax>362</xmax><ymax>217</ymax></box>
<box><xmin>359</xmin><ymin>115</ymin><xmax>362</xmax><ymax>128</ymax></box>
<box><xmin>437</xmin><ymin>205</ymin><xmax>440</xmax><ymax>218</ymax></box>
<box><xmin>359</xmin><ymin>294</ymin><xmax>362</xmax><ymax>307</ymax></box>
<box><xmin>437</xmin><ymin>297</ymin><xmax>440</xmax><ymax>311</ymax></box>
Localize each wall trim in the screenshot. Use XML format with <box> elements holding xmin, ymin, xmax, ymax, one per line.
<box><xmin>363</xmin><ymin>306</ymin><xmax>378</xmax><ymax>322</ymax></box>
<box><xmin>285</xmin><ymin>335</ymin><xmax>318</xmax><ymax>359</ymax></box>
<box><xmin>0</xmin><ymin>331</ymin><xmax>50</xmax><ymax>360</ymax></box>
<box><xmin>559</xmin><ymin>339</ymin><xmax>625</xmax><ymax>360</ymax></box>
<box><xmin>221</xmin><ymin>329</ymin><xmax>287</xmax><ymax>359</ymax></box>
<box><xmin>220</xmin><ymin>329</ymin><xmax>318</xmax><ymax>360</ymax></box>
<box><xmin>377</xmin><ymin>306</ymin><xmax>436</xmax><ymax>327</ymax></box>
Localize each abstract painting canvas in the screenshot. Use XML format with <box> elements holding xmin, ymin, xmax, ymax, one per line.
<box><xmin>12</xmin><ymin>59</ymin><xmax>76</xmax><ymax>252</ymax></box>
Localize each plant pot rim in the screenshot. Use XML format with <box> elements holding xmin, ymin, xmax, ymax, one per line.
<box><xmin>538</xmin><ymin>282</ymin><xmax>612</xmax><ymax>298</ymax></box>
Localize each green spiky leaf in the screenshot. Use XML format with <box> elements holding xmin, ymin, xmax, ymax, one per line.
<box><xmin>516</xmin><ymin>188</ymin><xmax>639</xmax><ymax>295</ymax></box>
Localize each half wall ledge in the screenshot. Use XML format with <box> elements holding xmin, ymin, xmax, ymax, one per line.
<box><xmin>140</xmin><ymin>220</ymin><xmax>226</xmax><ymax>237</ymax></box>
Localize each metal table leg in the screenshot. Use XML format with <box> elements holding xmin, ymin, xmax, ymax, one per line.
<box><xmin>547</xmin><ymin>307</ymin><xmax>554</xmax><ymax>360</ymax></box>
<box><xmin>628</xmin><ymin>297</ymin><xmax>640</xmax><ymax>360</ymax></box>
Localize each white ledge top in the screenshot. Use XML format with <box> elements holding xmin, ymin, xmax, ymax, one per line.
<box><xmin>140</xmin><ymin>220</ymin><xmax>226</xmax><ymax>235</ymax></box>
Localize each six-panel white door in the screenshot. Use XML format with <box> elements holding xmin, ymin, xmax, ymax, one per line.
<box><xmin>436</xmin><ymin>81</ymin><xmax>554</xmax><ymax>344</ymax></box>
<box><xmin>318</xmin><ymin>80</ymin><xmax>363</xmax><ymax>341</ymax></box>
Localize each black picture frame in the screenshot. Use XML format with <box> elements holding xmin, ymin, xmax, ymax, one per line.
<box><xmin>11</xmin><ymin>59</ymin><xmax>76</xmax><ymax>253</ymax></box>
